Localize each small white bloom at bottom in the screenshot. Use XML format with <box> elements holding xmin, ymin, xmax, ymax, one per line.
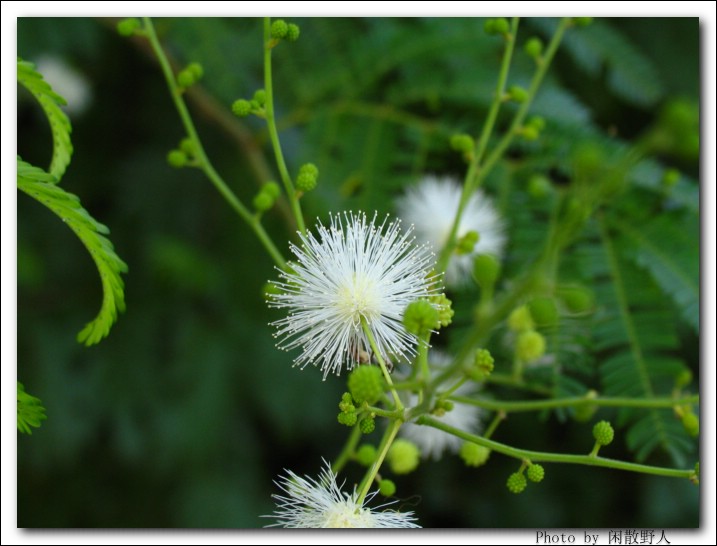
<box><xmin>264</xmin><ymin>460</ymin><xmax>420</xmax><ymax>528</ymax></box>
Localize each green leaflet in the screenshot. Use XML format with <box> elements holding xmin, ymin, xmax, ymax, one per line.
<box><xmin>17</xmin><ymin>57</ymin><xmax>74</xmax><ymax>180</ymax></box>
<box><xmin>17</xmin><ymin>381</ymin><xmax>47</xmax><ymax>434</ymax></box>
<box><xmin>17</xmin><ymin>157</ymin><xmax>128</xmax><ymax>345</ymax></box>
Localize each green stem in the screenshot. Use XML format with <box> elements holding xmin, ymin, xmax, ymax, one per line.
<box><xmin>332</xmin><ymin>424</ymin><xmax>363</xmax><ymax>474</ymax></box>
<box><xmin>436</xmin><ymin>17</ymin><xmax>519</xmax><ymax>274</ymax></box>
<box><xmin>360</xmin><ymin>318</ymin><xmax>403</xmax><ymax>411</ymax></box>
<box><xmin>420</xmin><ymin>417</ymin><xmax>694</xmax><ymax>479</ymax></box>
<box><xmin>356</xmin><ymin>419</ymin><xmax>401</xmax><ymax>504</ymax></box>
<box><xmin>483</xmin><ymin>410</ymin><xmax>505</xmax><ymax>439</ymax></box>
<box><xmin>143</xmin><ymin>18</ymin><xmax>286</xmax><ymax>269</ymax></box>
<box><xmin>450</xmin><ymin>394</ymin><xmax>700</xmax><ymax>412</ymax></box>
<box><xmin>263</xmin><ymin>17</ymin><xmax>306</xmax><ymax>235</ymax></box>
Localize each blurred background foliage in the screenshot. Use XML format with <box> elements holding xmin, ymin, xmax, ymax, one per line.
<box><xmin>17</xmin><ymin>17</ymin><xmax>699</xmax><ymax>528</ymax></box>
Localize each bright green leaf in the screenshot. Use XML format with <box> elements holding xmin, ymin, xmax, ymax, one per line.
<box><xmin>17</xmin><ymin>382</ymin><xmax>47</xmax><ymax>434</ymax></box>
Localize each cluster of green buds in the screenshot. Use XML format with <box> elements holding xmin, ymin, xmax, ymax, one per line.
<box><xmin>450</xmin><ymin>133</ymin><xmax>475</xmax><ymax>163</ymax></box>
<box><xmin>232</xmin><ymin>89</ymin><xmax>267</xmax><ymax>119</ymax></box>
<box><xmin>403</xmin><ymin>299</ymin><xmax>440</xmax><ymax>336</ymax></box>
<box><xmin>177</xmin><ymin>62</ymin><xmax>204</xmax><ymax>90</ymax></box>
<box><xmin>269</xmin><ymin>19</ymin><xmax>300</xmax><ymax>47</ymax></box>
<box><xmin>465</xmin><ymin>348</ymin><xmax>495</xmax><ymax>383</ymax></box>
<box><xmin>430</xmin><ymin>293</ymin><xmax>454</xmax><ymax>329</ymax></box>
<box><xmin>508</xmin><ymin>305</ymin><xmax>547</xmax><ymax>364</ymax></box>
<box><xmin>296</xmin><ymin>163</ymin><xmax>319</xmax><ymax>193</ymax></box>
<box><xmin>455</xmin><ymin>230</ymin><xmax>479</xmax><ymax>255</ymax></box>
<box><xmin>167</xmin><ymin>137</ymin><xmax>199</xmax><ymax>169</ymax></box>
<box><xmin>253</xmin><ymin>181</ymin><xmax>281</xmax><ymax>214</ymax></box>
<box><xmin>519</xmin><ymin>115</ymin><xmax>546</xmax><ymax>141</ymax></box>
<box><xmin>506</xmin><ymin>461</ymin><xmax>545</xmax><ymax>493</ymax></box>
<box><xmin>116</xmin><ymin>17</ymin><xmax>144</xmax><ymax>37</ymax></box>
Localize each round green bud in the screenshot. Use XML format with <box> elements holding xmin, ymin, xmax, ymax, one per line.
<box><xmin>338</xmin><ymin>411</ymin><xmax>358</xmax><ymax>427</ymax></box>
<box><xmin>271</xmin><ymin>19</ymin><xmax>289</xmax><ymax>39</ymax></box>
<box><xmin>560</xmin><ymin>286</ymin><xmax>594</xmax><ymax>314</ymax></box>
<box><xmin>460</xmin><ymin>442</ymin><xmax>491</xmax><ymax>467</ymax></box>
<box><xmin>528</xmin><ymin>174</ymin><xmax>552</xmax><ymax>199</ymax></box>
<box><xmin>681</xmin><ymin>412</ymin><xmax>699</xmax><ymax>437</ymax></box>
<box><xmin>508</xmin><ymin>305</ymin><xmax>534</xmax><ymax>332</ymax></box>
<box><xmin>348</xmin><ymin>365</ymin><xmax>385</xmax><ymax>405</ymax></box>
<box><xmin>403</xmin><ymin>299</ymin><xmax>439</xmax><ymax>335</ymax></box>
<box><xmin>474</xmin><ymin>348</ymin><xmax>495</xmax><ymax>375</ymax></box>
<box><xmin>117</xmin><ymin>18</ymin><xmax>141</xmax><ymax>37</ymax></box>
<box><xmin>521</xmin><ymin>126</ymin><xmax>540</xmax><ymax>141</ymax></box>
<box><xmin>573</xmin><ymin>17</ymin><xmax>594</xmax><ymax>27</ymax></box>
<box><xmin>508</xmin><ymin>85</ymin><xmax>529</xmax><ymax>103</ymax></box>
<box><xmin>387</xmin><ymin>439</ymin><xmax>421</xmax><ymax>475</ymax></box>
<box><xmin>592</xmin><ymin>420</ymin><xmax>615</xmax><ymax>446</ymax></box>
<box><xmin>662</xmin><ymin>168</ymin><xmax>680</xmax><ymax>188</ymax></box>
<box><xmin>177</xmin><ymin>70</ymin><xmax>196</xmax><ymax>89</ymax></box>
<box><xmin>355</xmin><ymin>444</ymin><xmax>377</xmax><ymax>466</ymax></box>
<box><xmin>263</xmin><ymin>181</ymin><xmax>281</xmax><ymax>199</ymax></box>
<box><xmin>572</xmin><ymin>391</ymin><xmax>599</xmax><ymax>423</ymax></box>
<box><xmin>516</xmin><ymin>330</ymin><xmax>546</xmax><ymax>363</ymax></box>
<box><xmin>456</xmin><ymin>230</ymin><xmax>479</xmax><ymax>255</ymax></box>
<box><xmin>524</xmin><ymin>37</ymin><xmax>544</xmax><ymax>59</ymax></box>
<box><xmin>675</xmin><ymin>368</ymin><xmax>693</xmax><ymax>389</ymax></box>
<box><xmin>450</xmin><ymin>133</ymin><xmax>475</xmax><ymax>154</ymax></box>
<box><xmin>179</xmin><ymin>137</ymin><xmax>195</xmax><ymax>156</ymax></box>
<box><xmin>527</xmin><ymin>464</ymin><xmax>545</xmax><ymax>483</ymax></box>
<box><xmin>472</xmin><ymin>254</ymin><xmax>501</xmax><ymax>288</ymax></box>
<box><xmin>296</xmin><ymin>172</ymin><xmax>317</xmax><ymax>192</ymax></box>
<box><xmin>528</xmin><ymin>296</ymin><xmax>559</xmax><ymax>327</ymax></box>
<box><xmin>484</xmin><ymin>19</ymin><xmax>497</xmax><ymax>35</ymax></box>
<box><xmin>299</xmin><ymin>162</ymin><xmax>319</xmax><ymax>177</ymax></box>
<box><xmin>187</xmin><ymin>62</ymin><xmax>204</xmax><ymax>80</ymax></box>
<box><xmin>253</xmin><ymin>190</ymin><xmax>274</xmax><ymax>212</ymax></box>
<box><xmin>252</xmin><ymin>89</ymin><xmax>267</xmax><ymax>106</ymax></box>
<box><xmin>232</xmin><ymin>98</ymin><xmax>252</xmax><ymax>118</ymax></box>
<box><xmin>506</xmin><ymin>472</ymin><xmax>527</xmax><ymax>494</ymax></box>
<box><xmin>527</xmin><ymin>116</ymin><xmax>546</xmax><ymax>131</ymax></box>
<box><xmin>493</xmin><ymin>18</ymin><xmax>510</xmax><ymax>35</ymax></box>
<box><xmin>430</xmin><ymin>293</ymin><xmax>454</xmax><ymax>328</ymax></box>
<box><xmin>167</xmin><ymin>149</ymin><xmax>187</xmax><ymax>168</ymax></box>
<box><xmin>359</xmin><ymin>416</ymin><xmax>376</xmax><ymax>434</ymax></box>
<box><xmin>378</xmin><ymin>479</ymin><xmax>396</xmax><ymax>497</ymax></box>
<box><xmin>286</xmin><ymin>23</ymin><xmax>301</xmax><ymax>42</ymax></box>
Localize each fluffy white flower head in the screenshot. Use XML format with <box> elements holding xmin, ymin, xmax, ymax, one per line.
<box><xmin>399</xmin><ymin>351</ymin><xmax>483</xmax><ymax>460</ymax></box>
<box><xmin>397</xmin><ymin>175</ymin><xmax>506</xmax><ymax>286</ymax></box>
<box><xmin>265</xmin><ymin>460</ymin><xmax>420</xmax><ymax>528</ymax></box>
<box><xmin>270</xmin><ymin>211</ymin><xmax>441</xmax><ymax>378</ymax></box>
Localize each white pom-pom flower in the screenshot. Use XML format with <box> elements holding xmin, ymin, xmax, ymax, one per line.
<box><xmin>264</xmin><ymin>460</ymin><xmax>421</xmax><ymax>528</ymax></box>
<box><xmin>269</xmin><ymin>211</ymin><xmax>441</xmax><ymax>378</ymax></box>
<box><xmin>399</xmin><ymin>351</ymin><xmax>484</xmax><ymax>460</ymax></box>
<box><xmin>396</xmin><ymin>176</ymin><xmax>506</xmax><ymax>287</ymax></box>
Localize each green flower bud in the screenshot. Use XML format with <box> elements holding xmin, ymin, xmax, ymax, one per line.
<box><xmin>296</xmin><ymin>163</ymin><xmax>319</xmax><ymax>192</ymax></box>
<box><xmin>355</xmin><ymin>444</ymin><xmax>377</xmax><ymax>466</ymax></box>
<box><xmin>117</xmin><ymin>18</ymin><xmax>141</xmax><ymax>37</ymax></box>
<box><xmin>559</xmin><ymin>286</ymin><xmax>595</xmax><ymax>314</ymax></box>
<box><xmin>348</xmin><ymin>365</ymin><xmax>385</xmax><ymax>405</ymax></box>
<box><xmin>337</xmin><ymin>411</ymin><xmax>357</xmax><ymax>427</ymax></box>
<box><xmin>177</xmin><ymin>69</ymin><xmax>196</xmax><ymax>89</ymax></box>
<box><xmin>253</xmin><ymin>89</ymin><xmax>267</xmax><ymax>107</ymax></box>
<box><xmin>527</xmin><ymin>464</ymin><xmax>545</xmax><ymax>483</ymax></box>
<box><xmin>286</xmin><ymin>23</ymin><xmax>300</xmax><ymax>42</ymax></box>
<box><xmin>263</xmin><ymin>181</ymin><xmax>281</xmax><ymax>199</ymax></box>
<box><xmin>484</xmin><ymin>19</ymin><xmax>497</xmax><ymax>35</ymax></box>
<box><xmin>675</xmin><ymin>368</ymin><xmax>693</xmax><ymax>389</ymax></box>
<box><xmin>524</xmin><ymin>37</ymin><xmax>544</xmax><ymax>59</ymax></box>
<box><xmin>456</xmin><ymin>230</ymin><xmax>479</xmax><ymax>255</ymax></box>
<box><xmin>450</xmin><ymin>133</ymin><xmax>475</xmax><ymax>154</ymax></box>
<box><xmin>681</xmin><ymin>412</ymin><xmax>699</xmax><ymax>437</ymax></box>
<box><xmin>506</xmin><ymin>471</ymin><xmax>527</xmax><ymax>493</ymax></box>
<box><xmin>253</xmin><ymin>190</ymin><xmax>274</xmax><ymax>212</ymax></box>
<box><xmin>508</xmin><ymin>305</ymin><xmax>534</xmax><ymax>332</ymax></box>
<box><xmin>403</xmin><ymin>299</ymin><xmax>439</xmax><ymax>335</ymax></box>
<box><xmin>460</xmin><ymin>442</ymin><xmax>491</xmax><ymax>467</ymax></box>
<box><xmin>387</xmin><ymin>439</ymin><xmax>420</xmax><ymax>475</ymax></box>
<box><xmin>520</xmin><ymin>126</ymin><xmax>540</xmax><ymax>141</ymax></box>
<box><xmin>187</xmin><ymin>62</ymin><xmax>204</xmax><ymax>80</ymax></box>
<box><xmin>270</xmin><ymin>19</ymin><xmax>289</xmax><ymax>39</ymax></box>
<box><xmin>662</xmin><ymin>168</ymin><xmax>680</xmax><ymax>188</ymax></box>
<box><xmin>516</xmin><ymin>330</ymin><xmax>546</xmax><ymax>363</ymax></box>
<box><xmin>528</xmin><ymin>296</ymin><xmax>559</xmax><ymax>327</ymax></box>
<box><xmin>232</xmin><ymin>98</ymin><xmax>252</xmax><ymax>118</ymax></box>
<box><xmin>572</xmin><ymin>390</ymin><xmax>599</xmax><ymax>423</ymax></box>
<box><xmin>430</xmin><ymin>294</ymin><xmax>454</xmax><ymax>328</ymax></box>
<box><xmin>592</xmin><ymin>420</ymin><xmax>615</xmax><ymax>446</ymax></box>
<box><xmin>486</xmin><ymin>17</ymin><xmax>510</xmax><ymax>35</ymax></box>
<box><xmin>473</xmin><ymin>255</ymin><xmax>502</xmax><ymax>288</ymax></box>
<box><xmin>573</xmin><ymin>17</ymin><xmax>594</xmax><ymax>27</ymax></box>
<box><xmin>527</xmin><ymin>116</ymin><xmax>546</xmax><ymax>131</ymax></box>
<box><xmin>167</xmin><ymin>149</ymin><xmax>187</xmax><ymax>168</ymax></box>
<box><xmin>474</xmin><ymin>348</ymin><xmax>495</xmax><ymax>375</ymax></box>
<box><xmin>528</xmin><ymin>174</ymin><xmax>552</xmax><ymax>199</ymax></box>
<box><xmin>179</xmin><ymin>137</ymin><xmax>195</xmax><ymax>156</ymax></box>
<box><xmin>378</xmin><ymin>479</ymin><xmax>396</xmax><ymax>497</ymax></box>
<box><xmin>359</xmin><ymin>416</ymin><xmax>376</xmax><ymax>434</ymax></box>
<box><xmin>508</xmin><ymin>85</ymin><xmax>529</xmax><ymax>103</ymax></box>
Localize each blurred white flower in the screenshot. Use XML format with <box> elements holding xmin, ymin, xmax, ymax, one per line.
<box><xmin>400</xmin><ymin>351</ymin><xmax>484</xmax><ymax>460</ymax></box>
<box><xmin>269</xmin><ymin>211</ymin><xmax>441</xmax><ymax>378</ymax></box>
<box><xmin>265</xmin><ymin>460</ymin><xmax>421</xmax><ymax>528</ymax></box>
<box><xmin>396</xmin><ymin>175</ymin><xmax>506</xmax><ymax>286</ymax></box>
<box><xmin>35</xmin><ymin>55</ymin><xmax>92</xmax><ymax>116</ymax></box>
